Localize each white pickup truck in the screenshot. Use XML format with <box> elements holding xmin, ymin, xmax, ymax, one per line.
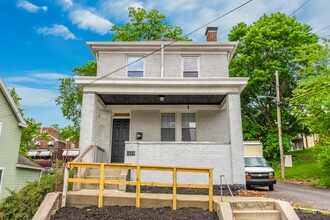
<box><xmin>243</xmin><ymin>141</ymin><xmax>276</xmax><ymax>191</ymax></box>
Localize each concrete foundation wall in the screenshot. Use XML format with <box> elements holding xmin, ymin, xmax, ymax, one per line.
<box><xmin>124</xmin><ymin>142</ymin><xmax>234</xmax><ymax>184</ymax></box>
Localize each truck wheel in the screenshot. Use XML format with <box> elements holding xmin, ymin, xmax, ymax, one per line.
<box><xmin>269</xmin><ymin>185</ymin><xmax>274</xmax><ymax>191</ymax></box>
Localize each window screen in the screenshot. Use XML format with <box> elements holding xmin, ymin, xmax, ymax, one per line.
<box><xmin>161</xmin><ymin>113</ymin><xmax>175</xmax><ymax>141</ymax></box>
<box><xmin>128</xmin><ymin>57</ymin><xmax>144</xmax><ymax>77</ymax></box>
<box><xmin>182</xmin><ymin>113</ymin><xmax>196</xmax><ymax>141</ymax></box>
<box><xmin>183</xmin><ymin>57</ymin><xmax>198</xmax><ymax>77</ymax></box>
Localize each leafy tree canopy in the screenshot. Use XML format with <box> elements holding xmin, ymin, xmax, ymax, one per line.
<box><xmin>228</xmin><ymin>13</ymin><xmax>319</xmax><ymax>159</ymax></box>
<box><xmin>111</xmin><ymin>6</ymin><xmax>190</xmax><ymax>41</ymax></box>
<box><xmin>290</xmin><ymin>37</ymin><xmax>330</xmax><ymax>143</ymax></box>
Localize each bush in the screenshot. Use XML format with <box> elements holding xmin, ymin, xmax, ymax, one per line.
<box><xmin>0</xmin><ymin>173</ymin><xmax>63</xmax><ymax>220</ymax></box>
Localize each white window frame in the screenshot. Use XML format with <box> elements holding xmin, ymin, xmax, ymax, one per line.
<box><xmin>161</xmin><ymin>113</ymin><xmax>176</xmax><ymax>141</ymax></box>
<box><xmin>0</xmin><ymin>168</ymin><xmax>4</xmax><ymax>196</ymax></box>
<box><xmin>182</xmin><ymin>113</ymin><xmax>197</xmax><ymax>142</ymax></box>
<box><xmin>126</xmin><ymin>55</ymin><xmax>145</xmax><ymax>78</ymax></box>
<box><xmin>160</xmin><ymin>112</ymin><xmax>197</xmax><ymax>142</ymax></box>
<box><xmin>182</xmin><ymin>56</ymin><xmax>200</xmax><ymax>78</ymax></box>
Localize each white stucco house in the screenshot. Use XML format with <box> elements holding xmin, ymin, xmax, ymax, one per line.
<box><xmin>75</xmin><ymin>27</ymin><xmax>248</xmax><ymax>188</ymax></box>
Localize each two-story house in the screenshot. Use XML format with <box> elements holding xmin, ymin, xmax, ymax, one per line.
<box><xmin>0</xmin><ymin>78</ymin><xmax>43</xmax><ymax>199</ymax></box>
<box><xmin>75</xmin><ymin>27</ymin><xmax>248</xmax><ymax>188</ymax></box>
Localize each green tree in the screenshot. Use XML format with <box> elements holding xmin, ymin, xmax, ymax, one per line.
<box><xmin>111</xmin><ymin>6</ymin><xmax>190</xmax><ymax>41</ymax></box>
<box><xmin>228</xmin><ymin>13</ymin><xmax>319</xmax><ymax>159</ymax></box>
<box><xmin>56</xmin><ymin>7</ymin><xmax>189</xmax><ymax>144</ymax></box>
<box><xmin>8</xmin><ymin>88</ymin><xmax>43</xmax><ymax>155</ymax></box>
<box><xmin>59</xmin><ymin>125</ymin><xmax>80</xmax><ymax>147</ymax></box>
<box><xmin>290</xmin><ymin>38</ymin><xmax>330</xmax><ymax>170</ymax></box>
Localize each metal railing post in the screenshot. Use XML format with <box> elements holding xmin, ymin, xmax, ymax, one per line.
<box><xmin>136</xmin><ymin>165</ymin><xmax>141</xmax><ymax>208</ymax></box>
<box><xmin>98</xmin><ymin>163</ymin><xmax>105</xmax><ymax>208</ymax></box>
<box><xmin>172</xmin><ymin>168</ymin><xmax>177</xmax><ymax>210</ymax></box>
<box><xmin>209</xmin><ymin>169</ymin><xmax>213</xmax><ymax>211</ymax></box>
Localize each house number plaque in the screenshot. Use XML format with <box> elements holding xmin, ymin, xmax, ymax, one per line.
<box><xmin>127</xmin><ymin>151</ymin><xmax>135</xmax><ymax>156</ymax></box>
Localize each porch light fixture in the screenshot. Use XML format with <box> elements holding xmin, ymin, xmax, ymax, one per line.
<box><xmin>159</xmin><ymin>95</ymin><xmax>165</xmax><ymax>102</ymax></box>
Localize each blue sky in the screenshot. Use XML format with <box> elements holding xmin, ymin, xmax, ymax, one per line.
<box><xmin>0</xmin><ymin>0</ymin><xmax>329</xmax><ymax>128</ymax></box>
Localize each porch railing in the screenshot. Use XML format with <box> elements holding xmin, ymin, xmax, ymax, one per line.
<box><xmin>62</xmin><ymin>162</ymin><xmax>214</xmax><ymax>211</ymax></box>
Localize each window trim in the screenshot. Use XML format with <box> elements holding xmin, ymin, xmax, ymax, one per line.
<box><xmin>0</xmin><ymin>168</ymin><xmax>4</xmax><ymax>196</ymax></box>
<box><xmin>160</xmin><ymin>112</ymin><xmax>197</xmax><ymax>142</ymax></box>
<box><xmin>182</xmin><ymin>56</ymin><xmax>200</xmax><ymax>78</ymax></box>
<box><xmin>126</xmin><ymin>55</ymin><xmax>145</xmax><ymax>78</ymax></box>
<box><xmin>161</xmin><ymin>113</ymin><xmax>176</xmax><ymax>141</ymax></box>
<box><xmin>181</xmin><ymin>113</ymin><xmax>197</xmax><ymax>142</ymax></box>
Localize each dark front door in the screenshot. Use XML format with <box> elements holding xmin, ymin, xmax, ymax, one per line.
<box><xmin>111</xmin><ymin>119</ymin><xmax>130</xmax><ymax>163</ymax></box>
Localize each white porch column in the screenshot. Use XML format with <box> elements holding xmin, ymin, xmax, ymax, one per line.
<box><xmin>79</xmin><ymin>92</ymin><xmax>98</xmax><ymax>154</ymax></box>
<box><xmin>227</xmin><ymin>94</ymin><xmax>245</xmax><ymax>185</ymax></box>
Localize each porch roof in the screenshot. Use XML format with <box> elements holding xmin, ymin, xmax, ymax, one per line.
<box><xmin>75</xmin><ymin>77</ymin><xmax>248</xmax><ymax>95</ymax></box>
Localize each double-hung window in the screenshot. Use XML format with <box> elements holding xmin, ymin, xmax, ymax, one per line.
<box><xmin>161</xmin><ymin>113</ymin><xmax>175</xmax><ymax>141</ymax></box>
<box><xmin>182</xmin><ymin>113</ymin><xmax>196</xmax><ymax>141</ymax></box>
<box><xmin>183</xmin><ymin>57</ymin><xmax>199</xmax><ymax>77</ymax></box>
<box><xmin>127</xmin><ymin>57</ymin><xmax>144</xmax><ymax>77</ymax></box>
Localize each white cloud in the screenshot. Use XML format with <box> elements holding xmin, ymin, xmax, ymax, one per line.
<box><xmin>5</xmin><ymin>72</ymin><xmax>69</xmax><ymax>85</ymax></box>
<box><xmin>16</xmin><ymin>0</ymin><xmax>47</xmax><ymax>13</ymax></box>
<box><xmin>69</xmin><ymin>10</ymin><xmax>113</xmax><ymax>35</ymax></box>
<box><xmin>100</xmin><ymin>0</ymin><xmax>143</xmax><ymax>21</ymax></box>
<box><xmin>37</xmin><ymin>24</ymin><xmax>77</xmax><ymax>40</ymax></box>
<box><xmin>57</xmin><ymin>0</ymin><xmax>73</xmax><ymax>9</ymax></box>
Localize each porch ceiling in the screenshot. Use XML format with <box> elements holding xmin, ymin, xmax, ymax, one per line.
<box><xmin>98</xmin><ymin>94</ymin><xmax>225</xmax><ymax>105</ymax></box>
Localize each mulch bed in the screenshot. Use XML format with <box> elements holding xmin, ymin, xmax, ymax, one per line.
<box><xmin>294</xmin><ymin>209</ymin><xmax>330</xmax><ymax>220</ymax></box>
<box><xmin>51</xmin><ymin>206</ymin><xmax>218</xmax><ymax>220</ymax></box>
<box><xmin>51</xmin><ymin>206</ymin><xmax>330</xmax><ymax>220</ymax></box>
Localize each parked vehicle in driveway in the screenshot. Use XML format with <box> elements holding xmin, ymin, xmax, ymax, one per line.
<box><xmin>243</xmin><ymin>141</ymin><xmax>276</xmax><ymax>191</ymax></box>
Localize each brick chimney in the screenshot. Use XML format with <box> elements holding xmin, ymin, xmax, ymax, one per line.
<box><xmin>205</xmin><ymin>27</ymin><xmax>218</xmax><ymax>42</ymax></box>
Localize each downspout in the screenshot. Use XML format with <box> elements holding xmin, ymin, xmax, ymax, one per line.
<box><xmin>161</xmin><ymin>44</ymin><xmax>164</xmax><ymax>78</ymax></box>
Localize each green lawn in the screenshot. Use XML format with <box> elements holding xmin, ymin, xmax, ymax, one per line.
<box><xmin>273</xmin><ymin>148</ymin><xmax>330</xmax><ymax>188</ymax></box>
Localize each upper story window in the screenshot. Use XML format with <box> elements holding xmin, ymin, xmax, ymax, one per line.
<box><xmin>161</xmin><ymin>113</ymin><xmax>175</xmax><ymax>141</ymax></box>
<box><xmin>127</xmin><ymin>57</ymin><xmax>144</xmax><ymax>77</ymax></box>
<box><xmin>182</xmin><ymin>113</ymin><xmax>196</xmax><ymax>141</ymax></box>
<box><xmin>183</xmin><ymin>57</ymin><xmax>199</xmax><ymax>77</ymax></box>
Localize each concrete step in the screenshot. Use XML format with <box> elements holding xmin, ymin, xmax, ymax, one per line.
<box><xmin>85</xmin><ymin>175</ymin><xmax>119</xmax><ymax>180</ymax></box>
<box><xmin>81</xmin><ymin>183</ymin><xmax>119</xmax><ymax>190</ymax></box>
<box><xmin>87</xmin><ymin>169</ymin><xmax>122</xmax><ymax>176</ymax></box>
<box><xmin>231</xmin><ymin>201</ymin><xmax>275</xmax><ymax>210</ymax></box>
<box><xmin>233</xmin><ymin>210</ymin><xmax>281</xmax><ymax>220</ymax></box>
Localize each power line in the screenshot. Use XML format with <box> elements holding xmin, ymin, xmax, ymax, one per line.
<box><xmin>0</xmin><ymin>0</ymin><xmax>254</xmax><ymax>121</ymax></box>
<box><xmin>289</xmin><ymin>0</ymin><xmax>311</xmax><ymax>17</ymax></box>
<box><xmin>315</xmin><ymin>24</ymin><xmax>330</xmax><ymax>34</ymax></box>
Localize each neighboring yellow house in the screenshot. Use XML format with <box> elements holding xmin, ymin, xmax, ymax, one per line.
<box><xmin>0</xmin><ymin>78</ymin><xmax>43</xmax><ymax>199</ymax></box>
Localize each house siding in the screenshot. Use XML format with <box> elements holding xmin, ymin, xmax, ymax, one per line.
<box><xmin>130</xmin><ymin>110</ymin><xmax>160</xmax><ymax>141</ymax></box>
<box><xmin>0</xmin><ymin>87</ymin><xmax>40</xmax><ymax>198</ymax></box>
<box><xmin>96</xmin><ymin>53</ymin><xmax>229</xmax><ymax>78</ymax></box>
<box><xmin>197</xmin><ymin>110</ymin><xmax>229</xmax><ymax>142</ymax></box>
<box><xmin>125</xmin><ymin>142</ymin><xmax>234</xmax><ymax>184</ymax></box>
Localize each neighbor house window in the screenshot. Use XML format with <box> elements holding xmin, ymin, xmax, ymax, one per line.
<box><xmin>182</xmin><ymin>113</ymin><xmax>196</xmax><ymax>141</ymax></box>
<box><xmin>161</xmin><ymin>113</ymin><xmax>175</xmax><ymax>141</ymax></box>
<box><xmin>0</xmin><ymin>168</ymin><xmax>4</xmax><ymax>196</ymax></box>
<box><xmin>127</xmin><ymin>57</ymin><xmax>144</xmax><ymax>77</ymax></box>
<box><xmin>183</xmin><ymin>57</ymin><xmax>198</xmax><ymax>77</ymax></box>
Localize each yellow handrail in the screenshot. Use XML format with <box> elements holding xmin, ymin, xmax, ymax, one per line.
<box><xmin>62</xmin><ymin>162</ymin><xmax>214</xmax><ymax>211</ymax></box>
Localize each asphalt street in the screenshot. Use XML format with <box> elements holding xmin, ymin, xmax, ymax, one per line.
<box><xmin>251</xmin><ymin>182</ymin><xmax>330</xmax><ymax>211</ymax></box>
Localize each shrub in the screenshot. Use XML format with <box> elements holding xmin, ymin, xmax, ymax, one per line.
<box><xmin>0</xmin><ymin>172</ymin><xmax>63</xmax><ymax>220</ymax></box>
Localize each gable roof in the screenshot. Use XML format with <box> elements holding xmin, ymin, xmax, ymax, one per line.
<box><xmin>0</xmin><ymin>78</ymin><xmax>27</xmax><ymax>127</ymax></box>
<box><xmin>16</xmin><ymin>154</ymin><xmax>43</xmax><ymax>171</ymax></box>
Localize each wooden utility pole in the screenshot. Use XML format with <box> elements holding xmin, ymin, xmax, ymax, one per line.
<box><xmin>275</xmin><ymin>70</ymin><xmax>285</xmax><ymax>179</ymax></box>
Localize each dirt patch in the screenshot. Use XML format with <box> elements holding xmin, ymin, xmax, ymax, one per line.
<box><xmin>295</xmin><ymin>208</ymin><xmax>330</xmax><ymax>220</ymax></box>
<box><xmin>51</xmin><ymin>206</ymin><xmax>218</xmax><ymax>220</ymax></box>
<box><xmin>236</xmin><ymin>190</ymin><xmax>266</xmax><ymax>197</ymax></box>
